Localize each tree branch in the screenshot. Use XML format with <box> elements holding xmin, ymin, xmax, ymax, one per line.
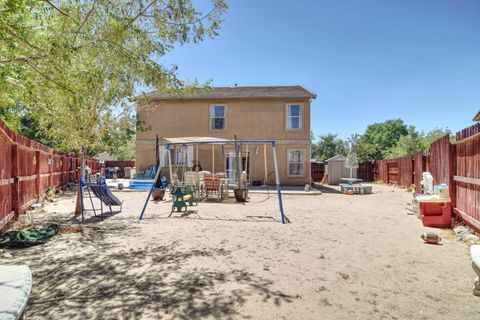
<box><xmin>131</xmin><ymin>0</ymin><xmax>159</xmax><ymax>24</ymax></box>
<box><xmin>1</xmin><ymin>22</ymin><xmax>45</xmax><ymax>52</ymax></box>
<box><xmin>26</xmin><ymin>60</ymin><xmax>77</xmax><ymax>96</ymax></box>
<box><xmin>0</xmin><ymin>55</ymin><xmax>48</xmax><ymax>65</ymax></box>
<box><xmin>43</xmin><ymin>0</ymin><xmax>71</xmax><ymax>18</ymax></box>
<box><xmin>73</xmin><ymin>0</ymin><xmax>98</xmax><ymax>45</ymax></box>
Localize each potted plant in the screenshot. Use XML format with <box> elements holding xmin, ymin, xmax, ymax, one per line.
<box><xmin>152</xmin><ymin>177</ymin><xmax>165</xmax><ymax>201</ymax></box>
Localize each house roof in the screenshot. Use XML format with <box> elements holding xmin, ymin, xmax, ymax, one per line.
<box><xmin>144</xmin><ymin>86</ymin><xmax>317</xmax><ymax>101</ymax></box>
<box><xmin>474</xmin><ymin>110</ymin><xmax>480</xmax><ymax>121</ymax></box>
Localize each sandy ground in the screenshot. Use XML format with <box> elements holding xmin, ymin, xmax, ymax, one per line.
<box><xmin>1</xmin><ymin>184</ymin><xmax>478</xmax><ymax>320</ymax></box>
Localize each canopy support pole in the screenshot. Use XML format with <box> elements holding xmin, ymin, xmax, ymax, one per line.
<box><xmin>168</xmin><ymin>147</ymin><xmax>173</xmax><ymax>184</ymax></box>
<box><xmin>212</xmin><ymin>144</ymin><xmax>215</xmax><ymax>173</ymax></box>
<box><xmin>264</xmin><ymin>144</ymin><xmax>268</xmax><ymax>185</ymax></box>
<box><xmin>195</xmin><ymin>145</ymin><xmax>199</xmax><ymax>172</ymax></box>
<box><xmin>272</xmin><ymin>142</ymin><xmax>286</xmax><ymax>224</ymax></box>
<box><xmin>245</xmin><ymin>144</ymin><xmax>249</xmax><ymax>183</ymax></box>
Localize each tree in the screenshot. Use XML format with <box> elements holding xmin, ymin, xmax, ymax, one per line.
<box><xmin>312</xmin><ymin>133</ymin><xmax>348</xmax><ymax>161</ymax></box>
<box><xmin>386</xmin><ymin>127</ymin><xmax>451</xmax><ymax>159</ymax></box>
<box><xmin>1</xmin><ymin>0</ymin><xmax>227</xmax><ymax>158</ymax></box>
<box><xmin>1</xmin><ymin>0</ymin><xmax>227</xmax><ymax>213</ymax></box>
<box><xmin>386</xmin><ymin>134</ymin><xmax>424</xmax><ymax>159</ymax></box>
<box><xmin>423</xmin><ymin>128</ymin><xmax>453</xmax><ymax>146</ymax></box>
<box><xmin>356</xmin><ymin>119</ymin><xmax>409</xmax><ymax>162</ymax></box>
<box><xmin>108</xmin><ymin>136</ymin><xmax>136</xmax><ymax>161</ymax></box>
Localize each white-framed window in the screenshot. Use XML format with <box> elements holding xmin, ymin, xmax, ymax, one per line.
<box><xmin>286</xmin><ymin>103</ymin><xmax>303</xmax><ymax>130</ymax></box>
<box><xmin>210</xmin><ymin>104</ymin><xmax>226</xmax><ymax>130</ymax></box>
<box><xmin>171</xmin><ymin>146</ymin><xmax>194</xmax><ymax>166</ymax></box>
<box><xmin>172</xmin><ymin>148</ymin><xmax>183</xmax><ymax>165</ymax></box>
<box><xmin>287</xmin><ymin>149</ymin><xmax>305</xmax><ymax>176</ymax></box>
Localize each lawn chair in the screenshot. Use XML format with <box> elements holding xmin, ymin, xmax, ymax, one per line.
<box><xmin>197</xmin><ymin>171</ymin><xmax>211</xmax><ymax>199</ymax></box>
<box><xmin>184</xmin><ymin>171</ymin><xmax>201</xmax><ymax>197</ymax></box>
<box><xmin>203</xmin><ymin>173</ymin><xmax>227</xmax><ymax>201</ymax></box>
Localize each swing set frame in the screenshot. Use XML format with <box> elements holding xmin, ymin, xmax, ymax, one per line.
<box><xmin>138</xmin><ymin>138</ymin><xmax>287</xmax><ymax>224</ymax></box>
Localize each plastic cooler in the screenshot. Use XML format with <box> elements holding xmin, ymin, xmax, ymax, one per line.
<box><xmin>419</xmin><ymin>200</ymin><xmax>452</xmax><ymax>228</ymax></box>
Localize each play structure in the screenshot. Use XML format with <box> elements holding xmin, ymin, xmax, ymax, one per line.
<box><xmin>138</xmin><ymin>137</ymin><xmax>287</xmax><ymax>223</ymax></box>
<box><xmin>80</xmin><ymin>177</ymin><xmax>122</xmax><ymax>222</ymax></box>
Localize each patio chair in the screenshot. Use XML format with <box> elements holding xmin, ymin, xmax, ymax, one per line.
<box><xmin>183</xmin><ymin>171</ymin><xmax>202</xmax><ymax>200</ymax></box>
<box><xmin>203</xmin><ymin>173</ymin><xmax>227</xmax><ymax>201</ymax></box>
<box><xmin>197</xmin><ymin>171</ymin><xmax>211</xmax><ymax>199</ymax></box>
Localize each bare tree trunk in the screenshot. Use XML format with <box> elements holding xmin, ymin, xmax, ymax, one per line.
<box><xmin>75</xmin><ymin>148</ymin><xmax>86</xmax><ymax>215</ymax></box>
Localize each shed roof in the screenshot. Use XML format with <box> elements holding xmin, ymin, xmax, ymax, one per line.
<box><xmin>144</xmin><ymin>85</ymin><xmax>317</xmax><ymax>101</ymax></box>
<box><xmin>325</xmin><ymin>155</ymin><xmax>347</xmax><ymax>162</ymax></box>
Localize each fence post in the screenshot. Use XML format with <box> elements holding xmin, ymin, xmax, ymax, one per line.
<box><xmin>62</xmin><ymin>155</ymin><xmax>67</xmax><ymax>186</ymax></box>
<box><xmin>35</xmin><ymin>150</ymin><xmax>41</xmax><ymax>200</ymax></box>
<box><xmin>48</xmin><ymin>154</ymin><xmax>53</xmax><ymax>188</ymax></box>
<box><xmin>11</xmin><ymin>144</ymin><xmax>20</xmax><ymax>218</ymax></box>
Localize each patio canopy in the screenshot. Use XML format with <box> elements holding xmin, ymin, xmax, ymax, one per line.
<box><xmin>162</xmin><ymin>136</ymin><xmax>231</xmax><ymax>145</ymax></box>
<box><xmin>161</xmin><ymin>136</ymin><xmax>277</xmax><ymax>147</ymax></box>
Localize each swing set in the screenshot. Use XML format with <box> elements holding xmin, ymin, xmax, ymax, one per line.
<box><xmin>138</xmin><ymin>137</ymin><xmax>287</xmax><ymax>224</ymax></box>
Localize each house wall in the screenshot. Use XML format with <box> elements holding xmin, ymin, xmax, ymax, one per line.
<box><xmin>136</xmin><ymin>98</ymin><xmax>312</xmax><ymax>185</ymax></box>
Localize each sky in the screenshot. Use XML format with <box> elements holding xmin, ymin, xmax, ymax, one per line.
<box><xmin>162</xmin><ymin>0</ymin><xmax>480</xmax><ymax>139</ymax></box>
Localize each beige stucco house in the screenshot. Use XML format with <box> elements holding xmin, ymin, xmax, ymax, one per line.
<box><xmin>135</xmin><ymin>86</ymin><xmax>316</xmax><ymax>185</ymax></box>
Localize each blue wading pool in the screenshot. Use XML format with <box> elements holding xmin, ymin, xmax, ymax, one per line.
<box><xmin>129</xmin><ymin>179</ymin><xmax>154</xmax><ymax>190</ymax></box>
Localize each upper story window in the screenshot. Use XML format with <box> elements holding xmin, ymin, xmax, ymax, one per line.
<box><xmin>286</xmin><ymin>103</ymin><xmax>303</xmax><ymax>130</ymax></box>
<box><xmin>210</xmin><ymin>105</ymin><xmax>226</xmax><ymax>130</ymax></box>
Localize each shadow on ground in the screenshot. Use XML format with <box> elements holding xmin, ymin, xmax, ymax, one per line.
<box><xmin>316</xmin><ymin>185</ymin><xmax>342</xmax><ymax>194</ymax></box>
<box><xmin>16</xmin><ymin>228</ymin><xmax>293</xmax><ymax>319</ymax></box>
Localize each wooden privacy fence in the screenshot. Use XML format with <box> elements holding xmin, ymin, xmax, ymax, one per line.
<box><xmin>363</xmin><ymin>129</ymin><xmax>480</xmax><ymax>233</ymax></box>
<box><xmin>454</xmin><ymin>123</ymin><xmax>480</xmax><ymax>231</ymax></box>
<box><xmin>0</xmin><ymin>118</ymin><xmax>98</xmax><ymax>231</ymax></box>
<box><xmin>372</xmin><ymin>157</ymin><xmax>415</xmax><ymax>187</ymax></box>
<box><xmin>366</xmin><ymin>137</ymin><xmax>450</xmax><ymax>192</ymax></box>
<box><xmin>311</xmin><ymin>162</ymin><xmax>325</xmax><ymax>182</ymax></box>
<box><xmin>357</xmin><ymin>162</ymin><xmax>373</xmax><ymax>181</ymax></box>
<box><xmin>105</xmin><ymin>160</ymin><xmax>136</xmax><ymax>178</ymax></box>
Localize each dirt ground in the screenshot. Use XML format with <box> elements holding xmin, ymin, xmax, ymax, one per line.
<box><xmin>1</xmin><ymin>184</ymin><xmax>478</xmax><ymax>320</ymax></box>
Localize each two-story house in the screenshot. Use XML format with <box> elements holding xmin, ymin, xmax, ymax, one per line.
<box><xmin>135</xmin><ymin>86</ymin><xmax>316</xmax><ymax>185</ymax></box>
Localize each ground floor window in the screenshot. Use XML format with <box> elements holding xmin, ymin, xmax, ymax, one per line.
<box><xmin>287</xmin><ymin>149</ymin><xmax>304</xmax><ymax>176</ymax></box>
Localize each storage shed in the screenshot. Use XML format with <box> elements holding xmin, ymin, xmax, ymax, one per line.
<box><xmin>325</xmin><ymin>155</ymin><xmax>357</xmax><ymax>185</ymax></box>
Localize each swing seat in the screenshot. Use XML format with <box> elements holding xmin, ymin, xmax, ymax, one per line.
<box><xmin>170</xmin><ymin>185</ymin><xmax>198</xmax><ymax>215</ymax></box>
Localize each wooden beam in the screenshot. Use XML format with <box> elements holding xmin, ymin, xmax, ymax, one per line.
<box><xmin>454</xmin><ymin>208</ymin><xmax>480</xmax><ymax>232</ymax></box>
<box><xmin>454</xmin><ymin>175</ymin><xmax>480</xmax><ymax>186</ymax></box>
<box><xmin>0</xmin><ymin>178</ymin><xmax>14</xmax><ymax>186</ymax></box>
